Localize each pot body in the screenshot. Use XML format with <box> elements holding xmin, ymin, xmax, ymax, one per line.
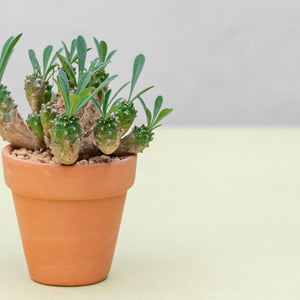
<box><xmin>2</xmin><ymin>145</ymin><xmax>137</xmax><ymax>286</ymax></box>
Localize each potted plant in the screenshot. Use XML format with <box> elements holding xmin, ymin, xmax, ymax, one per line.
<box><xmin>0</xmin><ymin>34</ymin><xmax>172</xmax><ymax>286</ymax></box>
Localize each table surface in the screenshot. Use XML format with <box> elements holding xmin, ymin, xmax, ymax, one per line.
<box><xmin>0</xmin><ymin>127</ymin><xmax>299</xmax><ymax>300</ymax></box>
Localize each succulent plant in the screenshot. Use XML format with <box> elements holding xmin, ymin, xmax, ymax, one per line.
<box><xmin>25</xmin><ymin>45</ymin><xmax>62</xmax><ymax>112</ymax></box>
<box><xmin>0</xmin><ymin>34</ymin><xmax>38</xmax><ymax>149</ymax></box>
<box><xmin>115</xmin><ymin>96</ymin><xmax>172</xmax><ymax>155</ymax></box>
<box><xmin>115</xmin><ymin>54</ymin><xmax>154</xmax><ymax>135</ymax></box>
<box><xmin>92</xmin><ymin>82</ymin><xmax>130</xmax><ymax>154</ymax></box>
<box><xmin>0</xmin><ymin>33</ymin><xmax>172</xmax><ymax>165</ymax></box>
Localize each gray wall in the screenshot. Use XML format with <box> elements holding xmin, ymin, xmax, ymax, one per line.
<box><xmin>0</xmin><ymin>0</ymin><xmax>300</xmax><ymax>125</ymax></box>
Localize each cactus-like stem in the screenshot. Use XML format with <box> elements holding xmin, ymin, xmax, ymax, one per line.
<box><xmin>26</xmin><ymin>112</ymin><xmax>46</xmax><ymax>150</ymax></box>
<box><xmin>50</xmin><ymin>114</ymin><xmax>82</xmax><ymax>165</ymax></box>
<box><xmin>0</xmin><ymin>84</ymin><xmax>38</xmax><ymax>149</ymax></box>
<box><xmin>44</xmin><ymin>81</ymin><xmax>53</xmax><ymax>104</ymax></box>
<box><xmin>24</xmin><ymin>74</ymin><xmax>46</xmax><ymax>112</ymax></box>
<box><xmin>113</xmin><ymin>125</ymin><xmax>153</xmax><ymax>156</ymax></box>
<box><xmin>89</xmin><ymin>70</ymin><xmax>109</xmax><ymax>105</ymax></box>
<box><xmin>94</xmin><ymin>116</ymin><xmax>122</xmax><ymax>155</ymax></box>
<box><xmin>114</xmin><ymin>100</ymin><xmax>137</xmax><ymax>135</ymax></box>
<box><xmin>40</xmin><ymin>103</ymin><xmax>57</xmax><ymax>138</ymax></box>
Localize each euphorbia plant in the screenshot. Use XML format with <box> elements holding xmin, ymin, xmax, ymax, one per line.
<box><xmin>0</xmin><ymin>34</ymin><xmax>172</xmax><ymax>165</ymax></box>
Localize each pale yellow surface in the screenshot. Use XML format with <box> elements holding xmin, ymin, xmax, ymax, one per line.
<box><xmin>0</xmin><ymin>127</ymin><xmax>300</xmax><ymax>299</ymax></box>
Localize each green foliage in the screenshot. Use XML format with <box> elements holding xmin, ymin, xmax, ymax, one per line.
<box><xmin>54</xmin><ymin>69</ymin><xmax>117</xmax><ymax>119</ymax></box>
<box><xmin>0</xmin><ymin>34</ymin><xmax>22</xmax><ymax>83</ymax></box>
<box><xmin>128</xmin><ymin>54</ymin><xmax>154</xmax><ymax>103</ymax></box>
<box><xmin>0</xmin><ymin>34</ymin><xmax>173</xmax><ymax>163</ymax></box>
<box><xmin>138</xmin><ymin>96</ymin><xmax>173</xmax><ymax>131</ymax></box>
<box><xmin>28</xmin><ymin>46</ymin><xmax>62</xmax><ymax>80</ymax></box>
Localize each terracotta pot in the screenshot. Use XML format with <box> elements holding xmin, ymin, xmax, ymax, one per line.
<box><xmin>2</xmin><ymin>145</ymin><xmax>137</xmax><ymax>286</ymax></box>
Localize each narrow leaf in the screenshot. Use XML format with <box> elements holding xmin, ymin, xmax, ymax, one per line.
<box><xmin>106</xmin><ymin>50</ymin><xmax>117</xmax><ymax>62</ymax></box>
<box><xmin>152</xmin><ymin>95</ymin><xmax>163</xmax><ymax>126</ymax></box>
<box><xmin>109</xmin><ymin>81</ymin><xmax>130</xmax><ymax>105</ymax></box>
<box><xmin>79</xmin><ymin>87</ymin><xmax>93</xmax><ymax>99</ymax></box>
<box><xmin>151</xmin><ymin>108</ymin><xmax>173</xmax><ymax>129</ymax></box>
<box><xmin>45</xmin><ymin>64</ymin><xmax>57</xmax><ymax>80</ymax></box>
<box><xmin>70</xmin><ymin>39</ymin><xmax>76</xmax><ymax>59</ymax></box>
<box><xmin>56</xmin><ymin>52</ymin><xmax>76</xmax><ymax>86</ymax></box>
<box><xmin>91</xmin><ymin>97</ymin><xmax>103</xmax><ymax>115</ymax></box>
<box><xmin>0</xmin><ymin>36</ymin><xmax>14</xmax><ymax>68</ymax></box>
<box><xmin>49</xmin><ymin>47</ymin><xmax>62</xmax><ymax>67</ymax></box>
<box><xmin>99</xmin><ymin>41</ymin><xmax>107</xmax><ymax>62</ymax></box>
<box><xmin>0</xmin><ymin>33</ymin><xmax>22</xmax><ymax>82</ymax></box>
<box><xmin>128</xmin><ymin>54</ymin><xmax>145</xmax><ymax>101</ymax></box>
<box><xmin>62</xmin><ymin>41</ymin><xmax>70</xmax><ymax>61</ymax></box>
<box><xmin>72</xmin><ymin>75</ymin><xmax>118</xmax><ymax>116</ymax></box>
<box><xmin>77</xmin><ymin>71</ymin><xmax>91</xmax><ymax>95</ymax></box>
<box><xmin>28</xmin><ymin>49</ymin><xmax>41</xmax><ymax>75</ymax></box>
<box><xmin>77</xmin><ymin>35</ymin><xmax>87</xmax><ymax>77</ymax></box>
<box><xmin>130</xmin><ymin>85</ymin><xmax>154</xmax><ymax>103</ymax></box>
<box><xmin>103</xmin><ymin>89</ymin><xmax>112</xmax><ymax>116</ymax></box>
<box><xmin>90</xmin><ymin>61</ymin><xmax>110</xmax><ymax>75</ymax></box>
<box><xmin>50</xmin><ymin>93</ymin><xmax>57</xmax><ymax>103</ymax></box>
<box><xmin>58</xmin><ymin>69</ymin><xmax>70</xmax><ymax>117</ymax></box>
<box><xmin>138</xmin><ymin>97</ymin><xmax>152</xmax><ymax>127</ymax></box>
<box><xmin>43</xmin><ymin>45</ymin><xmax>53</xmax><ymax>75</ymax></box>
<box><xmin>107</xmin><ymin>97</ymin><xmax>123</xmax><ymax>116</ymax></box>
<box><xmin>69</xmin><ymin>94</ymin><xmax>82</xmax><ymax>116</ymax></box>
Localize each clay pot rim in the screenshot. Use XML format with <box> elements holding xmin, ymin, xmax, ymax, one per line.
<box><xmin>2</xmin><ymin>144</ymin><xmax>136</xmax><ymax>168</ymax></box>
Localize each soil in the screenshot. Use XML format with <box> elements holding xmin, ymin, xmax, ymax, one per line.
<box><xmin>11</xmin><ymin>148</ymin><xmax>126</xmax><ymax>165</ymax></box>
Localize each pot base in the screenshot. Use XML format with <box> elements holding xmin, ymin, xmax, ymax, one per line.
<box><xmin>31</xmin><ymin>275</ymin><xmax>108</xmax><ymax>287</ymax></box>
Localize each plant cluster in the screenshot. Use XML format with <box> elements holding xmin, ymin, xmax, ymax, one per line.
<box><xmin>0</xmin><ymin>34</ymin><xmax>172</xmax><ymax>165</ymax></box>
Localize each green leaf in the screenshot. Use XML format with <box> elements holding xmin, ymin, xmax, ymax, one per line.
<box><xmin>77</xmin><ymin>71</ymin><xmax>91</xmax><ymax>95</ymax></box>
<box><xmin>45</xmin><ymin>64</ymin><xmax>57</xmax><ymax>80</ymax></box>
<box><xmin>151</xmin><ymin>124</ymin><xmax>162</xmax><ymax>130</ymax></box>
<box><xmin>107</xmin><ymin>97</ymin><xmax>123</xmax><ymax>117</ymax></box>
<box><xmin>77</xmin><ymin>35</ymin><xmax>87</xmax><ymax>77</ymax></box>
<box><xmin>99</xmin><ymin>41</ymin><xmax>107</xmax><ymax>62</ymax></box>
<box><xmin>109</xmin><ymin>81</ymin><xmax>130</xmax><ymax>105</ymax></box>
<box><xmin>138</xmin><ymin>97</ymin><xmax>152</xmax><ymax>128</ymax></box>
<box><xmin>130</xmin><ymin>85</ymin><xmax>154</xmax><ymax>103</ymax></box>
<box><xmin>128</xmin><ymin>54</ymin><xmax>145</xmax><ymax>101</ymax></box>
<box><xmin>56</xmin><ymin>52</ymin><xmax>76</xmax><ymax>86</ymax></box>
<box><xmin>50</xmin><ymin>93</ymin><xmax>57</xmax><ymax>103</ymax></box>
<box><xmin>28</xmin><ymin>49</ymin><xmax>41</xmax><ymax>75</ymax></box>
<box><xmin>102</xmin><ymin>89</ymin><xmax>112</xmax><ymax>117</ymax></box>
<box><xmin>72</xmin><ymin>74</ymin><xmax>118</xmax><ymax>116</ymax></box>
<box><xmin>151</xmin><ymin>108</ymin><xmax>173</xmax><ymax>130</ymax></box>
<box><xmin>94</xmin><ymin>38</ymin><xmax>107</xmax><ymax>63</ymax></box>
<box><xmin>79</xmin><ymin>87</ymin><xmax>93</xmax><ymax>99</ymax></box>
<box><xmin>91</xmin><ymin>97</ymin><xmax>103</xmax><ymax>115</ymax></box>
<box><xmin>69</xmin><ymin>94</ymin><xmax>82</xmax><ymax>116</ymax></box>
<box><xmin>70</xmin><ymin>39</ymin><xmax>76</xmax><ymax>59</ymax></box>
<box><xmin>62</xmin><ymin>41</ymin><xmax>70</xmax><ymax>61</ymax></box>
<box><xmin>90</xmin><ymin>61</ymin><xmax>110</xmax><ymax>75</ymax></box>
<box><xmin>71</xmin><ymin>47</ymin><xmax>91</xmax><ymax>64</ymax></box>
<box><xmin>106</xmin><ymin>50</ymin><xmax>117</xmax><ymax>62</ymax></box>
<box><xmin>49</xmin><ymin>47</ymin><xmax>62</xmax><ymax>67</ymax></box>
<box><xmin>152</xmin><ymin>95</ymin><xmax>163</xmax><ymax>127</ymax></box>
<box><xmin>0</xmin><ymin>36</ymin><xmax>13</xmax><ymax>68</ymax></box>
<box><xmin>43</xmin><ymin>45</ymin><xmax>53</xmax><ymax>75</ymax></box>
<box><xmin>57</xmin><ymin>69</ymin><xmax>70</xmax><ymax>117</ymax></box>
<box><xmin>0</xmin><ymin>33</ymin><xmax>22</xmax><ymax>82</ymax></box>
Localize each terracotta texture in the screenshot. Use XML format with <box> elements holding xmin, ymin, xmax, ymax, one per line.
<box><xmin>2</xmin><ymin>145</ymin><xmax>137</xmax><ymax>286</ymax></box>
